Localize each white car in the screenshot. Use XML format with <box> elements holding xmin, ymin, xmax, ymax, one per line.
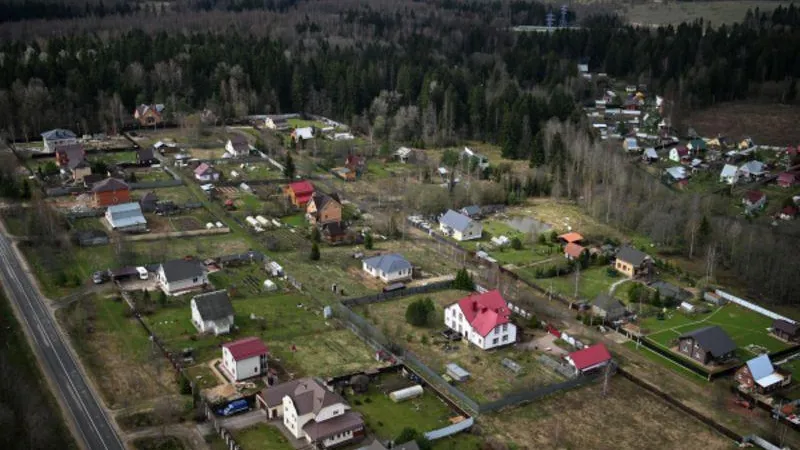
<box><xmin>136</xmin><ymin>267</ymin><xmax>149</xmax><ymax>280</ymax></box>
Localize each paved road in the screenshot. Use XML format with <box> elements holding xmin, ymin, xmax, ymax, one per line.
<box><xmin>0</xmin><ymin>233</ymin><xmax>125</xmax><ymax>450</ymax></box>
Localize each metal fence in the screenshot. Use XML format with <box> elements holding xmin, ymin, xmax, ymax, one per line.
<box><xmin>478</xmin><ymin>374</ymin><xmax>599</xmax><ymax>413</ymax></box>
<box><xmin>129</xmin><ymin>179</ymin><xmax>184</xmax><ymax>189</ymax></box>
<box><xmin>341</xmin><ymin>280</ymin><xmax>454</xmax><ymax>307</ymax></box>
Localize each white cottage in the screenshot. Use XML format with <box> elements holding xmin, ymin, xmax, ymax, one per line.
<box><xmin>362</xmin><ymin>253</ymin><xmax>412</xmax><ymax>283</ymax></box>
<box><xmin>439</xmin><ymin>209</ymin><xmax>482</xmax><ymax>241</ymax></box>
<box><xmin>157</xmin><ymin>258</ymin><xmax>208</xmax><ymax>295</ymax></box>
<box><xmin>221</xmin><ymin>337</ymin><xmax>268</xmax><ymax>382</ymax></box>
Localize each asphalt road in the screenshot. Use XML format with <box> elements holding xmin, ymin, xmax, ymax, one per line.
<box><xmin>0</xmin><ymin>234</ymin><xmax>125</xmax><ymax>450</ymax></box>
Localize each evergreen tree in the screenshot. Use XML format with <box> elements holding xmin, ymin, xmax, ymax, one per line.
<box><xmin>310</xmin><ymin>226</ymin><xmax>320</xmax><ymax>243</ymax></box>
<box><xmin>283</xmin><ymin>153</ymin><xmax>296</xmax><ymax>179</ymax></box>
<box><xmin>405</xmin><ymin>298</ymin><xmax>436</xmax><ymax>327</ymax></box>
<box><xmin>452</xmin><ymin>268</ymin><xmax>474</xmax><ymax>291</ymax></box>
<box><xmin>309</xmin><ymin>242</ymin><xmax>320</xmax><ymax>261</ymax></box>
<box><xmin>364</xmin><ymin>232</ymin><xmax>373</xmax><ymax>250</ymax></box>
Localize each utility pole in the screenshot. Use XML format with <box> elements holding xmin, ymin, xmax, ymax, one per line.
<box><xmin>602</xmin><ymin>362</ymin><xmax>612</xmax><ymax>396</ymax></box>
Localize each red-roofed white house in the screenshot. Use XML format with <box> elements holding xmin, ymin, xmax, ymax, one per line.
<box><xmin>566</xmin><ymin>343</ymin><xmax>612</xmax><ymax>375</ymax></box>
<box><xmin>222</xmin><ymin>337</ymin><xmax>269</xmax><ymax>381</ymax></box>
<box><xmin>444</xmin><ymin>290</ymin><xmax>517</xmax><ymax>350</ymax></box>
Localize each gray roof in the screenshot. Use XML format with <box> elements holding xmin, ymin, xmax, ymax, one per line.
<box><xmin>92</xmin><ymin>177</ymin><xmax>129</xmax><ymax>193</ymax></box>
<box><xmin>650</xmin><ymin>281</ymin><xmax>691</xmax><ymax>302</ymax></box>
<box><xmin>55</xmin><ymin>143</ymin><xmax>85</xmax><ymax>169</ymax></box>
<box><xmin>362</xmin><ymin>440</ymin><xmax>420</xmax><ymax>450</ymax></box>
<box><xmin>461</xmin><ymin>205</ymin><xmax>481</xmax><ymax>217</ymax></box>
<box><xmin>41</xmin><ymin>129</ymin><xmax>76</xmax><ymax>140</ymax></box>
<box><xmin>740</xmin><ymin>160</ymin><xmax>765</xmax><ymax>175</ymax></box>
<box><xmin>137</xmin><ymin>146</ymin><xmax>155</xmax><ymax>161</ymax></box>
<box><xmin>159</xmin><ymin>259</ymin><xmax>206</xmax><ymax>283</ymax></box>
<box><xmin>261</xmin><ymin>377</ymin><xmax>345</xmax><ymax>415</ymax></box>
<box><xmin>592</xmin><ymin>294</ymin><xmax>626</xmax><ymax>316</ymax></box>
<box><xmin>665</xmin><ymin>166</ymin><xmax>687</xmax><ymax>180</ymax></box>
<box><xmin>720</xmin><ymin>164</ymin><xmax>738</xmax><ymax>177</ymax></box>
<box><xmin>192</xmin><ymin>290</ymin><xmax>234</xmax><ymax>321</ymax></box>
<box><xmin>773</xmin><ymin>319</ymin><xmax>799</xmax><ymax>335</ymax></box>
<box><xmin>440</xmin><ymin>209</ymin><xmax>473</xmax><ymax>232</ymax></box>
<box><xmin>616</xmin><ymin>246</ymin><xmax>648</xmax><ymax>266</ymax></box>
<box><xmin>106</xmin><ymin>202</ymin><xmax>147</xmax><ymax>228</ymax></box>
<box><xmin>644</xmin><ymin>148</ymin><xmax>658</xmax><ymax>159</ymax></box>
<box><xmin>679</xmin><ymin>326</ymin><xmax>737</xmax><ymax>357</ymax></box>
<box><xmin>302</xmin><ymin>411</ymin><xmax>363</xmax><ymax>442</ymax></box>
<box><xmin>363</xmin><ymin>253</ymin><xmax>411</xmax><ymax>274</ymax></box>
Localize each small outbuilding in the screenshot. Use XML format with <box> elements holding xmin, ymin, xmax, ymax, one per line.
<box><xmin>445</xmin><ymin>363</ymin><xmax>470</xmax><ymax>382</ymax></box>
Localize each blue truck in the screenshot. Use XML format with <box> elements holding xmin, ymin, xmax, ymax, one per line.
<box><xmin>216</xmin><ymin>399</ymin><xmax>250</xmax><ymax>417</ymax></box>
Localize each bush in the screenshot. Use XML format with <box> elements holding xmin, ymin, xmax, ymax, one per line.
<box><xmin>510</xmin><ymin>236</ymin><xmax>522</xmax><ymax>250</ymax></box>
<box><xmin>405</xmin><ymin>297</ymin><xmax>436</xmax><ymax>327</ymax></box>
<box><xmin>606</xmin><ymin>267</ymin><xmax>619</xmax><ymax>278</ymax></box>
<box><xmin>364</xmin><ymin>232</ymin><xmax>374</xmax><ymax>250</ymax></box>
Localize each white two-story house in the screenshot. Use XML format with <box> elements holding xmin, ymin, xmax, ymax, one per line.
<box><xmin>221</xmin><ymin>337</ymin><xmax>268</xmax><ymax>382</ymax></box>
<box><xmin>444</xmin><ymin>290</ymin><xmax>517</xmax><ymax>350</ymax></box>
<box><xmin>361</xmin><ymin>253</ymin><xmax>412</xmax><ymax>284</ymax></box>
<box><xmin>41</xmin><ymin>129</ymin><xmax>77</xmax><ymax>153</ymax></box>
<box><xmin>256</xmin><ymin>378</ymin><xmax>365</xmax><ymax>449</ymax></box>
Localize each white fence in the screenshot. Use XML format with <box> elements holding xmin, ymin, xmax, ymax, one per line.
<box><xmin>423</xmin><ymin>417</ymin><xmax>474</xmax><ymax>441</ymax></box>
<box><xmin>714</xmin><ymin>290</ymin><xmax>796</xmax><ymax>324</ymax></box>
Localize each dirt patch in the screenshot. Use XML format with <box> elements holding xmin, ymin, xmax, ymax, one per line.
<box><xmin>483</xmin><ymin>377</ymin><xmax>733</xmax><ymax>450</ymax></box>
<box><xmin>172</xmin><ymin>217</ymin><xmax>204</xmax><ymax>231</ymax></box>
<box><xmin>682</xmin><ymin>101</ymin><xmax>800</xmax><ymax>146</ymax></box>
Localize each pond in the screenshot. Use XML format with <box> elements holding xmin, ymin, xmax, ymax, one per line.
<box><xmin>505</xmin><ymin>216</ymin><xmax>552</xmax><ymax>235</ymax></box>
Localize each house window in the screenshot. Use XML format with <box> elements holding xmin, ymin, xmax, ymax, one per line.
<box><xmin>502</xmin><ymin>324</ymin><xmax>508</xmax><ymax>331</ymax></box>
<box><xmin>502</xmin><ymin>335</ymin><xmax>508</xmax><ymax>342</ymax></box>
<box><xmin>193</xmin><ymin>277</ymin><xmax>198</xmax><ymax>282</ymax></box>
<box><xmin>254</xmin><ymin>367</ymin><xmax>258</xmax><ymax>373</ymax></box>
<box><xmin>492</xmin><ymin>338</ymin><xmax>498</xmax><ymax>345</ymax></box>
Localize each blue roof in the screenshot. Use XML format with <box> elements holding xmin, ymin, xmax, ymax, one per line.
<box><xmin>41</xmin><ymin>129</ymin><xmax>76</xmax><ymax>140</ymax></box>
<box><xmin>440</xmin><ymin>209</ymin><xmax>473</xmax><ymax>232</ymax></box>
<box><xmin>363</xmin><ymin>253</ymin><xmax>411</xmax><ymax>274</ymax></box>
<box><xmin>746</xmin><ymin>354</ymin><xmax>774</xmax><ymax>381</ymax></box>
<box><xmin>106</xmin><ymin>202</ymin><xmax>146</xmax><ymax>229</ymax></box>
<box><xmin>461</xmin><ymin>205</ymin><xmax>481</xmax><ymax>216</ymax></box>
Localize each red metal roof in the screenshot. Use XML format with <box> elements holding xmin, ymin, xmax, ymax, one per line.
<box><xmin>223</xmin><ymin>337</ymin><xmax>268</xmax><ymax>361</ymax></box>
<box><xmin>744</xmin><ymin>190</ymin><xmax>765</xmax><ymax>204</ymax></box>
<box><xmin>564</xmin><ymin>243</ymin><xmax>585</xmax><ymax>259</ymax></box>
<box><xmin>558</xmin><ymin>232</ymin><xmax>584</xmax><ymax>243</ymax></box>
<box><xmin>288</xmin><ymin>180</ymin><xmax>314</xmax><ymax>195</ymax></box>
<box><xmin>456</xmin><ymin>290</ymin><xmax>511</xmax><ymax>337</ymax></box>
<box><xmin>568</xmin><ymin>343</ymin><xmax>611</xmax><ymax>370</ymax></box>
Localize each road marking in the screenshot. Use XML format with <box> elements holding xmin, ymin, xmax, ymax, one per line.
<box><xmin>0</xmin><ymin>237</ymin><xmax>123</xmax><ymax>450</ymax></box>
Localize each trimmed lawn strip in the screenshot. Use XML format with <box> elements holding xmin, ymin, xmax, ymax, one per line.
<box><xmin>233</xmin><ymin>424</ymin><xmax>293</xmax><ymax>450</ymax></box>
<box><xmin>622</xmin><ymin>341</ymin><xmax>707</xmax><ymax>384</ymax></box>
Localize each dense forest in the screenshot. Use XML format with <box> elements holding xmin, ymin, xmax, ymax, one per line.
<box><xmin>0</xmin><ymin>1</ymin><xmax>799</xmax><ymax>303</ymax></box>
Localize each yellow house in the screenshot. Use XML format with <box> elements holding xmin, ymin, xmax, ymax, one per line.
<box><xmin>614</xmin><ymin>246</ymin><xmax>650</xmax><ymax>278</ymax></box>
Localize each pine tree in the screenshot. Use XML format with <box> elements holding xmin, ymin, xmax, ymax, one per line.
<box><xmin>310</xmin><ymin>226</ymin><xmax>321</xmax><ymax>243</ymax></box>
<box><xmin>364</xmin><ymin>232</ymin><xmax>373</xmax><ymax>250</ymax></box>
<box><xmin>309</xmin><ymin>242</ymin><xmax>320</xmax><ymax>261</ymax></box>
<box><xmin>453</xmin><ymin>268</ymin><xmax>474</xmax><ymax>291</ymax></box>
<box><xmin>284</xmin><ymin>153</ymin><xmax>295</xmax><ymax>179</ymax></box>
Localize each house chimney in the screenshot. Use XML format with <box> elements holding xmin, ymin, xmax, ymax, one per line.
<box><xmin>472</xmin><ymin>301</ymin><xmax>478</xmax><ymax>312</ymax></box>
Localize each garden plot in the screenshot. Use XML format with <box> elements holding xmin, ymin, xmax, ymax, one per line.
<box><xmin>457</xmin><ymin>218</ymin><xmax>558</xmax><ymax>267</ymax></box>
<box><xmin>133</xmin><ymin>186</ymin><xmax>198</xmax><ymax>204</ymax></box>
<box><xmin>346</xmin><ymin>372</ymin><xmax>461</xmax><ymax>441</ymax></box>
<box><xmin>517</xmin><ymin>265</ymin><xmax>635</xmax><ymax>301</ymax></box>
<box><xmin>356</xmin><ymin>290</ymin><xmax>565</xmax><ymax>403</ymax></box>
<box><xmin>127</xmin><ymin>166</ymin><xmax>174</xmax><ymax>183</ymax></box>
<box><xmin>640</xmin><ymin>303</ymin><xmax>790</xmax><ymax>359</ymax></box>
<box><xmin>216</xmin><ymin>161</ymin><xmax>282</xmax><ymax>181</ymax></box>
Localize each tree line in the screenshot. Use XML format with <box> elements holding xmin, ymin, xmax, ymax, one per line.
<box><xmin>1</xmin><ymin>3</ymin><xmax>799</xmax><ymax>143</ymax></box>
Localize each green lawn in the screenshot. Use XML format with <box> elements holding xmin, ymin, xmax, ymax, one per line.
<box><xmin>131</xmin><ymin>436</ymin><xmax>186</xmax><ymax>450</ymax></box>
<box><xmin>233</xmin><ymin>424</ymin><xmax>292</xmax><ymax>450</ymax></box>
<box><xmin>184</xmin><ymin>364</ymin><xmax>219</xmax><ymax>390</ymax></box>
<box><xmin>282</xmin><ymin>213</ymin><xmax>306</xmax><ymax>227</ymax></box>
<box><xmin>640</xmin><ymin>304</ymin><xmax>790</xmax><ymax>359</ymax></box>
<box><xmin>622</xmin><ymin>341</ymin><xmax>708</xmax><ymax>384</ymax></box>
<box><xmin>458</xmin><ymin>219</ymin><xmax>556</xmax><ymax>267</ymax></box>
<box><xmin>93</xmin><ymin>150</ymin><xmax>138</xmax><ymax>164</ymax></box>
<box><xmin>529</xmin><ymin>265</ymin><xmax>621</xmax><ymax>301</ymax></box>
<box><xmin>131</xmin><ymin>168</ymin><xmax>173</xmax><ymax>182</ymax></box>
<box><xmin>287</xmin><ymin>118</ymin><xmax>327</xmax><ymax>129</ymax></box>
<box><xmin>348</xmin><ymin>374</ymin><xmax>456</xmax><ymax>440</ymax></box>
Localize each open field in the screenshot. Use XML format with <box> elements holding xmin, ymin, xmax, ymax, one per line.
<box><xmin>347</xmin><ymin>372</ymin><xmax>457</xmax><ymax>440</ymax></box>
<box><xmin>682</xmin><ymin>101</ymin><xmax>800</xmax><ymax>146</ymax></box>
<box><xmin>356</xmin><ymin>290</ymin><xmax>565</xmax><ymax>403</ymax></box>
<box><xmin>133</xmin><ymin>186</ymin><xmax>197</xmax><ymax>204</ymax></box>
<box><xmin>233</xmin><ymin>424</ymin><xmax>292</xmax><ymax>450</ymax></box>
<box><xmin>623</xmin><ymin>1</ymin><xmax>792</xmax><ymax>27</ymax></box>
<box><xmin>58</xmin><ymin>294</ymin><xmax>178</xmax><ymax>409</ymax></box>
<box><xmin>641</xmin><ymin>304</ymin><xmax>790</xmax><ymax>358</ymax></box>
<box><xmin>216</xmin><ymin>161</ymin><xmax>281</xmax><ymax>181</ymax></box>
<box><xmin>483</xmin><ymin>376</ymin><xmax>735</xmax><ymax>449</ymax></box>
<box><xmin>0</xmin><ymin>290</ymin><xmax>79</xmax><ymax>449</ymax></box>
<box><xmin>517</xmin><ymin>264</ymin><xmax>636</xmax><ymax>302</ymax></box>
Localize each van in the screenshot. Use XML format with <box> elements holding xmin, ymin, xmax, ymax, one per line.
<box><xmin>136</xmin><ymin>267</ymin><xmax>149</xmax><ymax>280</ymax></box>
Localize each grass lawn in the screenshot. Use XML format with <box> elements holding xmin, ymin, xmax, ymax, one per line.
<box><xmin>2</xmin><ymin>207</ymin><xmax>32</xmax><ymax>236</ymax></box>
<box><xmin>640</xmin><ymin>304</ymin><xmax>790</xmax><ymax>359</ymax></box>
<box><xmin>348</xmin><ymin>374</ymin><xmax>456</xmax><ymax>440</ymax></box>
<box><xmin>131</xmin><ymin>436</ymin><xmax>186</xmax><ymax>450</ymax></box>
<box><xmin>458</xmin><ymin>219</ymin><xmax>558</xmax><ymax>267</ymax></box>
<box><xmin>622</xmin><ymin>341</ymin><xmax>708</xmax><ymax>384</ymax></box>
<box><xmin>282</xmin><ymin>213</ymin><xmax>306</xmax><ymax>227</ymax></box>
<box><xmin>131</xmin><ymin>168</ymin><xmax>173</xmax><ymax>183</ymax></box>
<box><xmin>287</xmin><ymin>118</ymin><xmax>327</xmax><ymax>129</ymax></box>
<box><xmin>233</xmin><ymin>424</ymin><xmax>292</xmax><ymax>450</ymax></box>
<box><xmin>184</xmin><ymin>364</ymin><xmax>219</xmax><ymax>390</ymax></box>
<box><xmin>58</xmin><ymin>295</ymin><xmax>178</xmax><ymax>409</ymax></box>
<box><xmin>93</xmin><ymin>150</ymin><xmax>138</xmax><ymax>164</ymax></box>
<box><xmin>357</xmin><ymin>290</ymin><xmax>565</xmax><ymax>403</ymax></box>
<box><xmin>526</xmin><ymin>265</ymin><xmax>621</xmax><ymax>301</ymax></box>
<box><xmin>69</xmin><ymin>217</ymin><xmax>109</xmax><ymax>232</ymax></box>
<box><xmin>218</xmin><ymin>162</ymin><xmax>280</xmax><ymax>181</ymax></box>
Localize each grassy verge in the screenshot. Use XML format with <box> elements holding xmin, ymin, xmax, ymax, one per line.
<box><xmin>232</xmin><ymin>424</ymin><xmax>293</xmax><ymax>450</ymax></box>
<box><xmin>0</xmin><ymin>289</ymin><xmax>78</xmax><ymax>450</ymax></box>
<box><xmin>131</xmin><ymin>436</ymin><xmax>186</xmax><ymax>450</ymax></box>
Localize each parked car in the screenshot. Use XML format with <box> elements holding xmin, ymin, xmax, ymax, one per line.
<box><xmin>92</xmin><ymin>270</ymin><xmax>110</xmax><ymax>284</ymax></box>
<box><xmin>136</xmin><ymin>267</ymin><xmax>149</xmax><ymax>280</ymax></box>
<box><xmin>216</xmin><ymin>399</ymin><xmax>249</xmax><ymax>417</ymax></box>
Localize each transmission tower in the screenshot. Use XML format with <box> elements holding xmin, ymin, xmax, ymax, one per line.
<box><xmin>560</xmin><ymin>5</ymin><xmax>569</xmax><ymax>27</ymax></box>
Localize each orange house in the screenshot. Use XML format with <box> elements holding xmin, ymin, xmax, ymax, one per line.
<box><xmin>284</xmin><ymin>180</ymin><xmax>314</xmax><ymax>208</ymax></box>
<box><xmin>134</xmin><ymin>104</ymin><xmax>165</xmax><ymax>126</ymax></box>
<box><xmin>92</xmin><ymin>178</ymin><xmax>131</xmax><ymax>207</ymax></box>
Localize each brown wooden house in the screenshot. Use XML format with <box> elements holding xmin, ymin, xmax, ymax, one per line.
<box><xmin>677</xmin><ymin>326</ymin><xmax>736</xmax><ymax>365</ymax></box>
<box><xmin>92</xmin><ymin>178</ymin><xmax>131</xmax><ymax>207</ymax></box>
<box><xmin>306</xmin><ymin>193</ymin><xmax>342</xmax><ymax>225</ymax></box>
<box><xmin>134</xmin><ymin>104</ymin><xmax>165</xmax><ymax>126</ymax></box>
<box><xmin>772</xmin><ymin>319</ymin><xmax>800</xmax><ymax>342</ymax></box>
